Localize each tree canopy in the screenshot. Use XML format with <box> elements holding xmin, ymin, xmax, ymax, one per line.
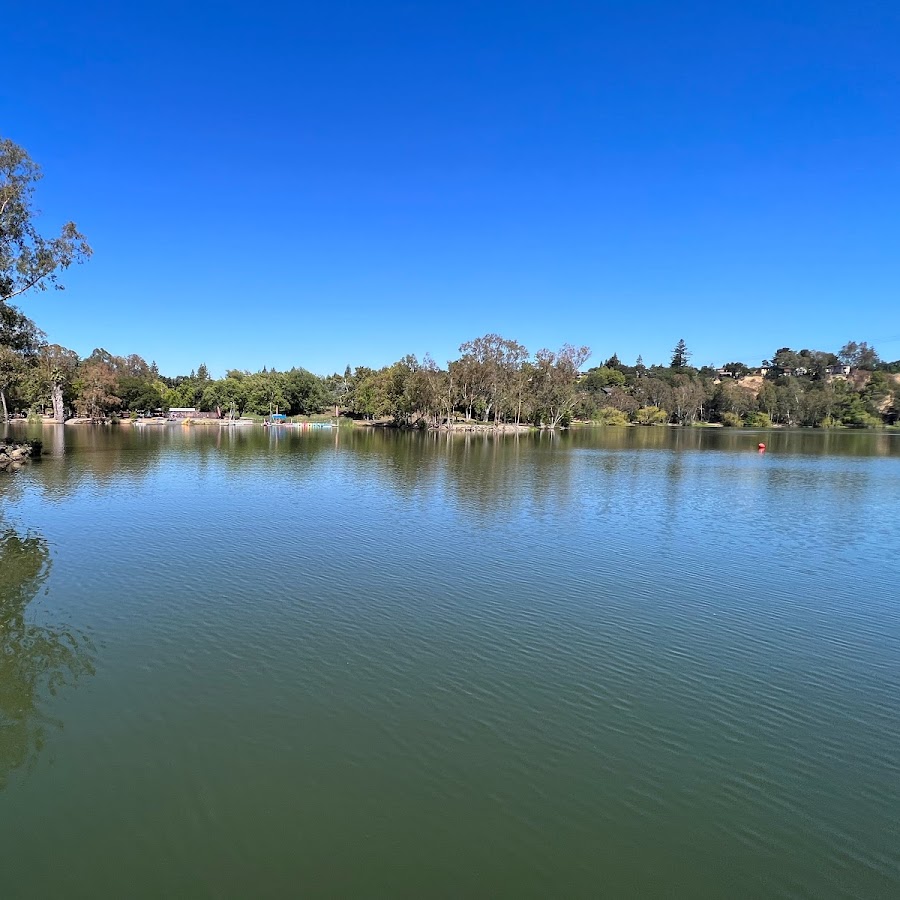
<box><xmin>670</xmin><ymin>339</ymin><xmax>691</xmax><ymax>369</ymax></box>
<box><xmin>0</xmin><ymin>137</ymin><xmax>92</xmax><ymax>305</ymax></box>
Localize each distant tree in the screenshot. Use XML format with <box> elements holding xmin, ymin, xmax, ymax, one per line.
<box><xmin>283</xmin><ymin>367</ymin><xmax>329</xmax><ymax>415</ymax></box>
<box><xmin>243</xmin><ymin>370</ymin><xmax>287</xmax><ymax>415</ymax></box>
<box><xmin>800</xmin><ymin>349</ymin><xmax>838</xmax><ymax>378</ymax></box>
<box><xmin>745</xmin><ymin>411</ymin><xmax>773</xmax><ymax>428</ymax></box>
<box><xmin>0</xmin><ymin>304</ymin><xmax>44</xmax><ymax>420</ymax></box>
<box><xmin>721</xmin><ymin>361</ymin><xmax>750</xmax><ymax>378</ymax></box>
<box><xmin>839</xmin><ymin>341</ymin><xmax>879</xmax><ymax>370</ymax></box>
<box><xmin>35</xmin><ymin>343</ymin><xmax>79</xmax><ymax>421</ymax></box>
<box><xmin>604</xmin><ymin>353</ymin><xmax>623</xmax><ymax>370</ymax></box>
<box><xmin>711</xmin><ymin>380</ymin><xmax>756</xmax><ymax>422</ymax></box>
<box><xmin>75</xmin><ymin>349</ymin><xmax>121</xmax><ymax>419</ymax></box>
<box><xmin>0</xmin><ymin>137</ymin><xmax>92</xmax><ymax>305</ymax></box>
<box><xmin>0</xmin><ymin>302</ymin><xmax>43</xmax><ymax>353</ymax></box>
<box><xmin>457</xmin><ymin>333</ymin><xmax>529</xmax><ymax>424</ymax></box>
<box><xmin>322</xmin><ymin>368</ymin><xmax>352</xmax><ymax>412</ymax></box>
<box><xmin>670</xmin><ymin>373</ymin><xmax>707</xmax><ymax>424</ymax></box>
<box><xmin>635</xmin><ymin>355</ymin><xmax>646</xmax><ymax>377</ymax></box>
<box><xmin>838</xmin><ymin>341</ymin><xmax>859</xmax><ymax>367</ymax></box>
<box><xmin>213</xmin><ymin>371</ymin><xmax>249</xmax><ymax>416</ymax></box>
<box><xmin>0</xmin><ymin>345</ymin><xmax>29</xmax><ymax>420</ymax></box>
<box><xmin>581</xmin><ymin>366</ymin><xmax>625</xmax><ymax>393</ymax></box>
<box><xmin>532</xmin><ymin>344</ymin><xmax>592</xmax><ymax>427</ymax></box>
<box><xmin>349</xmin><ymin>366</ymin><xmax>391</xmax><ymax>420</ymax></box>
<box><xmin>772</xmin><ymin>347</ymin><xmax>803</xmax><ymax>372</ymax></box>
<box><xmin>118</xmin><ymin>376</ymin><xmax>164</xmax><ymax>414</ymax></box>
<box><xmin>595</xmin><ymin>407</ymin><xmax>630</xmax><ymax>426</ymax></box>
<box><xmin>862</xmin><ymin>371</ymin><xmax>891</xmax><ymax>415</ymax></box>
<box><xmin>836</xmin><ymin>387</ymin><xmax>880</xmax><ymax>427</ymax></box>
<box><xmin>634</xmin><ymin>405</ymin><xmax>668</xmax><ymax>425</ymax></box>
<box><xmin>670</xmin><ymin>339</ymin><xmax>691</xmax><ymax>369</ymax></box>
<box><xmin>633</xmin><ymin>376</ymin><xmax>673</xmax><ymax>413</ymax></box>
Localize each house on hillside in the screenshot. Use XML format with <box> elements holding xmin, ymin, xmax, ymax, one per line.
<box><xmin>825</xmin><ymin>364</ymin><xmax>852</xmax><ymax>376</ymax></box>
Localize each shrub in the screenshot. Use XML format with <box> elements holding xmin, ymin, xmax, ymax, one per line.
<box><xmin>843</xmin><ymin>411</ymin><xmax>881</xmax><ymax>428</ymax></box>
<box><xmin>595</xmin><ymin>408</ymin><xmax>630</xmax><ymax>426</ymax></box>
<box><xmin>721</xmin><ymin>412</ymin><xmax>743</xmax><ymax>427</ymax></box>
<box><xmin>634</xmin><ymin>406</ymin><xmax>669</xmax><ymax>425</ymax></box>
<box><xmin>744</xmin><ymin>411</ymin><xmax>773</xmax><ymax>428</ymax></box>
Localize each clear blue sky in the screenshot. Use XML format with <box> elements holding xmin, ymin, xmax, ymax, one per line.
<box><xmin>5</xmin><ymin>0</ymin><xmax>900</xmax><ymax>376</ymax></box>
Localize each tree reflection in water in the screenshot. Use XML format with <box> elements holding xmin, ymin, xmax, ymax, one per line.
<box><xmin>0</xmin><ymin>526</ymin><xmax>95</xmax><ymax>789</ymax></box>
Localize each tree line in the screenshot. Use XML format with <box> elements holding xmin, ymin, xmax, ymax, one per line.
<box><xmin>0</xmin><ymin>325</ymin><xmax>594</xmax><ymax>427</ymax></box>
<box><xmin>2</xmin><ymin>133</ymin><xmax>898</xmax><ymax>428</ymax></box>
<box><xmin>2</xmin><ymin>321</ymin><xmax>898</xmax><ymax>428</ymax></box>
<box><xmin>577</xmin><ymin>341</ymin><xmax>898</xmax><ymax>429</ymax></box>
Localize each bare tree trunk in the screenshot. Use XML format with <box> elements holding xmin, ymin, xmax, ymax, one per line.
<box><xmin>52</xmin><ymin>382</ymin><xmax>65</xmax><ymax>422</ymax></box>
<box><xmin>0</xmin><ymin>388</ymin><xmax>8</xmax><ymax>423</ymax></box>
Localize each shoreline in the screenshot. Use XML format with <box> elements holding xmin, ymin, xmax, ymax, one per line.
<box><xmin>0</xmin><ymin>439</ymin><xmax>42</xmax><ymax>470</ymax></box>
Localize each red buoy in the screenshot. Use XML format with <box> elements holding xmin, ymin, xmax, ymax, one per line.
<box><xmin>758</xmin><ymin>442</ymin><xmax>766</xmax><ymax>452</ymax></box>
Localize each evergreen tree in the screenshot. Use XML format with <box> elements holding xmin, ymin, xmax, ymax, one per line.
<box><xmin>670</xmin><ymin>339</ymin><xmax>691</xmax><ymax>368</ymax></box>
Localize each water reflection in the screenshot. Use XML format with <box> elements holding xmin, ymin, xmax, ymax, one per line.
<box><xmin>2</xmin><ymin>422</ymin><xmax>898</xmax><ymax>527</ymax></box>
<box><xmin>0</xmin><ymin>525</ymin><xmax>95</xmax><ymax>789</ymax></box>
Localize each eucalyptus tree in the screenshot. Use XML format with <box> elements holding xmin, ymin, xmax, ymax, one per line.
<box><xmin>633</xmin><ymin>376</ymin><xmax>673</xmax><ymax>414</ymax></box>
<box><xmin>671</xmin><ymin>373</ymin><xmax>708</xmax><ymax>425</ymax></box>
<box><xmin>415</xmin><ymin>355</ymin><xmax>451</xmax><ymax>426</ymax></box>
<box><xmin>710</xmin><ymin>379</ymin><xmax>756</xmax><ymax>421</ymax></box>
<box><xmin>449</xmin><ymin>356</ymin><xmax>478</xmax><ymax>422</ymax></box>
<box><xmin>531</xmin><ymin>344</ymin><xmax>591</xmax><ymax>427</ymax></box>
<box><xmin>839</xmin><ymin>341</ymin><xmax>879</xmax><ymax>370</ymax></box>
<box><xmin>457</xmin><ymin>334</ymin><xmax>529</xmax><ymax>424</ymax></box>
<box><xmin>0</xmin><ymin>137</ymin><xmax>91</xmax><ymax>306</ymax></box>
<box><xmin>34</xmin><ymin>343</ymin><xmax>79</xmax><ymax>421</ymax></box>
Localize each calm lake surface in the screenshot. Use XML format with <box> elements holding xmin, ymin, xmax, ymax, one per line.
<box><xmin>2</xmin><ymin>423</ymin><xmax>899</xmax><ymax>898</ymax></box>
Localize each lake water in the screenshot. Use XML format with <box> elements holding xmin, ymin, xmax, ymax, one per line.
<box><xmin>2</xmin><ymin>423</ymin><xmax>899</xmax><ymax>898</ymax></box>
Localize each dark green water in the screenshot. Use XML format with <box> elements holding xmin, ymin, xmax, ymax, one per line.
<box><xmin>2</xmin><ymin>423</ymin><xmax>899</xmax><ymax>898</ymax></box>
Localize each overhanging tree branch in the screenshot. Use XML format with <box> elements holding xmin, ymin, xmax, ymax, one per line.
<box><xmin>0</xmin><ymin>138</ymin><xmax>92</xmax><ymax>305</ymax></box>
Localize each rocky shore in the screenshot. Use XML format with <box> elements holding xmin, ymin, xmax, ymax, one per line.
<box><xmin>0</xmin><ymin>439</ymin><xmax>42</xmax><ymax>471</ymax></box>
